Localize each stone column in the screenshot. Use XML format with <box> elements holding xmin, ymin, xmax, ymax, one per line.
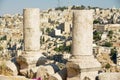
<box><xmin>16</xmin><ymin>8</ymin><xmax>46</xmax><ymax>69</ymax></box>
<box><xmin>66</xmin><ymin>10</ymin><xmax>101</xmax><ymax>80</ymax></box>
<box><xmin>72</xmin><ymin>10</ymin><xmax>93</xmax><ymax>57</ymax></box>
<box><xmin>23</xmin><ymin>8</ymin><xmax>40</xmax><ymax>51</ymax></box>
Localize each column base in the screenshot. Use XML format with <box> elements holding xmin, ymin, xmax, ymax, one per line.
<box><xmin>16</xmin><ymin>51</ymin><xmax>47</xmax><ymax>69</ymax></box>
<box><xmin>66</xmin><ymin>55</ymin><xmax>101</xmax><ymax>80</ymax></box>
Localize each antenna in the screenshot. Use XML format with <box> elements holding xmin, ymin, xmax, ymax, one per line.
<box><xmin>68</xmin><ymin>0</ymin><xmax>70</xmax><ymax>6</ymax></box>
<box><xmin>58</xmin><ymin>0</ymin><xmax>60</xmax><ymax>7</ymax></box>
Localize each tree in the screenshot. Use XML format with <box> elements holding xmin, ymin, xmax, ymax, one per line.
<box><xmin>71</xmin><ymin>5</ymin><xmax>86</xmax><ymax>10</ymax></box>
<box><xmin>81</xmin><ymin>5</ymin><xmax>85</xmax><ymax>9</ymax></box>
<box><xmin>48</xmin><ymin>9</ymin><xmax>52</xmax><ymax>12</ymax></box>
<box><xmin>55</xmin><ymin>6</ymin><xmax>68</xmax><ymax>11</ymax></box>
<box><xmin>64</xmin><ymin>46</ymin><xmax>71</xmax><ymax>53</ymax></box>
<box><xmin>54</xmin><ymin>45</ymin><xmax>71</xmax><ymax>53</ymax></box>
<box><xmin>45</xmin><ymin>28</ymin><xmax>54</xmax><ymax>35</ymax></box>
<box><xmin>110</xmin><ymin>48</ymin><xmax>117</xmax><ymax>63</ymax></box>
<box><xmin>107</xmin><ymin>30</ymin><xmax>113</xmax><ymax>39</ymax></box>
<box><xmin>93</xmin><ymin>19</ymin><xmax>100</xmax><ymax>24</ymax></box>
<box><xmin>71</xmin><ymin>5</ymin><xmax>76</xmax><ymax>9</ymax></box>
<box><xmin>0</xmin><ymin>35</ymin><xmax>7</xmax><ymax>40</ymax></box>
<box><xmin>105</xmin><ymin>63</ymin><xmax>110</xmax><ymax>69</ymax></box>
<box><xmin>93</xmin><ymin>31</ymin><xmax>102</xmax><ymax>41</ymax></box>
<box><xmin>102</xmin><ymin>42</ymin><xmax>113</xmax><ymax>47</ymax></box>
<box><xmin>46</xmin><ymin>28</ymin><xmax>50</xmax><ymax>34</ymax></box>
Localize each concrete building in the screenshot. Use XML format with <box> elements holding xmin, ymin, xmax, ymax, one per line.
<box><xmin>94</xmin><ymin>24</ymin><xmax>120</xmax><ymax>32</ymax></box>
<box><xmin>101</xmin><ymin>32</ymin><xmax>108</xmax><ymax>40</ymax></box>
<box><xmin>54</xmin><ymin>28</ymin><xmax>62</xmax><ymax>36</ymax></box>
<box><xmin>64</xmin><ymin>21</ymin><xmax>72</xmax><ymax>34</ymax></box>
<box><xmin>93</xmin><ymin>46</ymin><xmax>111</xmax><ymax>56</ymax></box>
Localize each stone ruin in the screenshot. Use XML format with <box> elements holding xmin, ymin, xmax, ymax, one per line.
<box><xmin>24</xmin><ymin>9</ymin><xmax>101</xmax><ymax>80</ymax></box>
<box><xmin>14</xmin><ymin>8</ymin><xmax>67</xmax><ymax>79</ymax></box>
<box><xmin>16</xmin><ymin>8</ymin><xmax>47</xmax><ymax>78</ymax></box>
<box><xmin>66</xmin><ymin>10</ymin><xmax>101</xmax><ymax>80</ymax></box>
<box><xmin>3</xmin><ymin>8</ymin><xmax>120</xmax><ymax>80</ymax></box>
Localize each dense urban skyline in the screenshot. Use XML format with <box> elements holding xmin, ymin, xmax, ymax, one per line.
<box><xmin>0</xmin><ymin>0</ymin><xmax>120</xmax><ymax>15</ymax></box>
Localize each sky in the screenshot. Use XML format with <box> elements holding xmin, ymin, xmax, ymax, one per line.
<box><xmin>0</xmin><ymin>0</ymin><xmax>120</xmax><ymax>15</ymax></box>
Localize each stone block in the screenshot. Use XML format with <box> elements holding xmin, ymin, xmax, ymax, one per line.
<box><xmin>66</xmin><ymin>56</ymin><xmax>101</xmax><ymax>80</ymax></box>
<box><xmin>16</xmin><ymin>51</ymin><xmax>46</xmax><ymax>69</ymax></box>
<box><xmin>0</xmin><ymin>75</ymin><xmax>29</xmax><ymax>80</ymax></box>
<box><xmin>36</xmin><ymin>64</ymin><xmax>60</xmax><ymax>79</ymax></box>
<box><xmin>20</xmin><ymin>67</ymin><xmax>39</xmax><ymax>78</ymax></box>
<box><xmin>0</xmin><ymin>61</ymin><xmax>18</xmax><ymax>76</ymax></box>
<box><xmin>48</xmin><ymin>68</ymin><xmax>67</xmax><ymax>80</ymax></box>
<box><xmin>98</xmin><ymin>72</ymin><xmax>120</xmax><ymax>80</ymax></box>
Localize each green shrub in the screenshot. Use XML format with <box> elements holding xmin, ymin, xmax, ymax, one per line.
<box><xmin>105</xmin><ymin>63</ymin><xmax>110</xmax><ymax>69</ymax></box>
<box><xmin>54</xmin><ymin>45</ymin><xmax>71</xmax><ymax>53</ymax></box>
<box><xmin>0</xmin><ymin>35</ymin><xmax>7</xmax><ymax>40</ymax></box>
<box><xmin>55</xmin><ymin>6</ymin><xmax>68</xmax><ymax>11</ymax></box>
<box><xmin>107</xmin><ymin>30</ymin><xmax>113</xmax><ymax>39</ymax></box>
<box><xmin>110</xmin><ymin>48</ymin><xmax>117</xmax><ymax>63</ymax></box>
<box><xmin>93</xmin><ymin>31</ymin><xmax>102</xmax><ymax>41</ymax></box>
<box><xmin>71</xmin><ymin>5</ymin><xmax>85</xmax><ymax>10</ymax></box>
<box><xmin>102</xmin><ymin>42</ymin><xmax>113</xmax><ymax>47</ymax></box>
<box><xmin>93</xmin><ymin>20</ymin><xmax>100</xmax><ymax>24</ymax></box>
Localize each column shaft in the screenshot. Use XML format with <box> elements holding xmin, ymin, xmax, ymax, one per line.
<box><xmin>23</xmin><ymin>8</ymin><xmax>40</xmax><ymax>51</ymax></box>
<box><xmin>72</xmin><ymin>10</ymin><xmax>93</xmax><ymax>56</ymax></box>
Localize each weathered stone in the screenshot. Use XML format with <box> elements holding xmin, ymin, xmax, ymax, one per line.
<box><xmin>0</xmin><ymin>75</ymin><xmax>29</xmax><ymax>80</ymax></box>
<box><xmin>0</xmin><ymin>61</ymin><xmax>18</xmax><ymax>76</ymax></box>
<box><xmin>0</xmin><ymin>76</ymin><xmax>8</xmax><ymax>80</ymax></box>
<box><xmin>16</xmin><ymin>52</ymin><xmax>46</xmax><ymax>69</ymax></box>
<box><xmin>20</xmin><ymin>67</ymin><xmax>39</xmax><ymax>78</ymax></box>
<box><xmin>36</xmin><ymin>64</ymin><xmax>60</xmax><ymax>79</ymax></box>
<box><xmin>48</xmin><ymin>68</ymin><xmax>67</xmax><ymax>80</ymax></box>
<box><xmin>67</xmin><ymin>57</ymin><xmax>100</xmax><ymax>80</ymax></box>
<box><xmin>66</xmin><ymin>10</ymin><xmax>101</xmax><ymax>80</ymax></box>
<box><xmin>98</xmin><ymin>73</ymin><xmax>120</xmax><ymax>80</ymax></box>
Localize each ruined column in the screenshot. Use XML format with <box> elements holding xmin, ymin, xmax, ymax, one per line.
<box><xmin>23</xmin><ymin>8</ymin><xmax>40</xmax><ymax>51</ymax></box>
<box><xmin>16</xmin><ymin>8</ymin><xmax>46</xmax><ymax>69</ymax></box>
<box><xmin>66</xmin><ymin>10</ymin><xmax>101</xmax><ymax>80</ymax></box>
<box><xmin>72</xmin><ymin>10</ymin><xmax>93</xmax><ymax>57</ymax></box>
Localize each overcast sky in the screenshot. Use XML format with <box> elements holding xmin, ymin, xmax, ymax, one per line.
<box><xmin>0</xmin><ymin>0</ymin><xmax>120</xmax><ymax>15</ymax></box>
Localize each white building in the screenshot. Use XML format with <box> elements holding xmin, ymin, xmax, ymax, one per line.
<box><xmin>54</xmin><ymin>28</ymin><xmax>62</xmax><ymax>36</ymax></box>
